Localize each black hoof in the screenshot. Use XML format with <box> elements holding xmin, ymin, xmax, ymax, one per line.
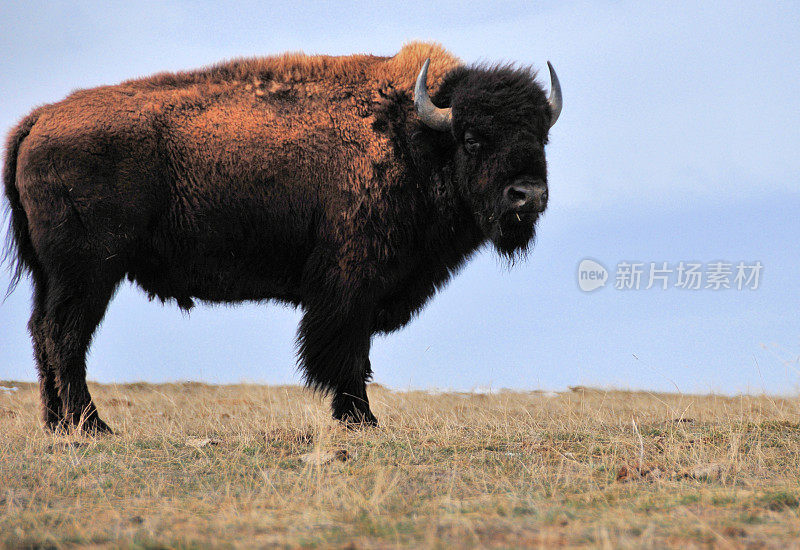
<box><xmin>331</xmin><ymin>388</ymin><xmax>378</xmax><ymax>428</ymax></box>
<box><xmin>42</xmin><ymin>407</ymin><xmax>64</xmax><ymax>431</ymax></box>
<box><xmin>43</xmin><ymin>418</ymin><xmax>66</xmax><ymax>434</ymax></box>
<box><xmin>60</xmin><ymin>408</ymin><xmax>115</xmax><ymax>435</ymax></box>
<box><xmin>81</xmin><ymin>416</ymin><xmax>114</xmax><ymax>435</ymax></box>
<box><xmin>334</xmin><ymin>409</ymin><xmax>378</xmax><ymax>428</ymax></box>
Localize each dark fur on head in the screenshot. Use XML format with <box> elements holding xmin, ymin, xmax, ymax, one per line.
<box><xmin>427</xmin><ymin>64</ymin><xmax>550</xmax><ymax>260</ymax></box>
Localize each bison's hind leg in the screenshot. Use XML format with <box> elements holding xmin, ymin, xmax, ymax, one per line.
<box><xmin>36</xmin><ymin>268</ymin><xmax>121</xmax><ymax>435</ymax></box>
<box><xmin>27</xmin><ymin>268</ymin><xmax>62</xmax><ymax>429</ymax></box>
<box><xmin>45</xmin><ymin>277</ymin><xmax>118</xmax><ymax>434</ymax></box>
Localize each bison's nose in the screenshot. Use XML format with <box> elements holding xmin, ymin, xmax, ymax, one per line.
<box><xmin>503</xmin><ymin>180</ymin><xmax>548</xmax><ymax>213</ymax></box>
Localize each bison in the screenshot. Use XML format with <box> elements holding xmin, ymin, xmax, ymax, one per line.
<box><xmin>2</xmin><ymin>42</ymin><xmax>561</xmax><ymax>432</ymax></box>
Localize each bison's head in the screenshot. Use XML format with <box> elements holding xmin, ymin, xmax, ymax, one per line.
<box><xmin>415</xmin><ymin>59</ymin><xmax>561</xmax><ymax>259</ymax></box>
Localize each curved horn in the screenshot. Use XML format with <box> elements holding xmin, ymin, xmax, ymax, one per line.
<box><xmin>414</xmin><ymin>58</ymin><xmax>452</xmax><ymax>131</ymax></box>
<box><xmin>546</xmin><ymin>61</ymin><xmax>562</xmax><ymax>128</ymax></box>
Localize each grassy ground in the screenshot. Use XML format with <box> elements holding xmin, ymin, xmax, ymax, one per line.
<box><xmin>2</xmin><ymin>382</ymin><xmax>800</xmax><ymax>548</ymax></box>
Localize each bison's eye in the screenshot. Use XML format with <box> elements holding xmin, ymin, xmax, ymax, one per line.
<box><xmin>463</xmin><ymin>131</ymin><xmax>483</xmax><ymax>155</ymax></box>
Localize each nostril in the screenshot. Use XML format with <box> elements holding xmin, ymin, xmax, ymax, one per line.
<box><xmin>505</xmin><ymin>186</ymin><xmax>529</xmax><ymax>205</ymax></box>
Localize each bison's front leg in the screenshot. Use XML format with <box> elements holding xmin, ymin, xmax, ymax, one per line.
<box><xmin>297</xmin><ymin>306</ymin><xmax>378</xmax><ymax>426</ymax></box>
<box><xmin>329</xmin><ymin>355</ymin><xmax>377</xmax><ymax>426</ymax></box>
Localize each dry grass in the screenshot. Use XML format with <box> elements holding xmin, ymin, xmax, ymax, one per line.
<box><xmin>2</xmin><ymin>382</ymin><xmax>800</xmax><ymax>548</ymax></box>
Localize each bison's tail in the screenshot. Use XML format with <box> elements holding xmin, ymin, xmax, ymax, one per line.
<box><xmin>2</xmin><ymin>112</ymin><xmax>40</xmax><ymax>298</ymax></box>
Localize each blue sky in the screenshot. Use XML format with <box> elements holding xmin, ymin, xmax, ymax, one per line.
<box><xmin>1</xmin><ymin>1</ymin><xmax>798</xmax><ymax>393</ymax></box>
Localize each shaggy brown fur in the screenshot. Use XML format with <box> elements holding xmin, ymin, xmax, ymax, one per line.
<box><xmin>3</xmin><ymin>42</ymin><xmax>557</xmax><ymax>431</ymax></box>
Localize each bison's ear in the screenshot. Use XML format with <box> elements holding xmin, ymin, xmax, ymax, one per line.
<box><xmin>414</xmin><ymin>59</ymin><xmax>453</xmax><ymax>132</ymax></box>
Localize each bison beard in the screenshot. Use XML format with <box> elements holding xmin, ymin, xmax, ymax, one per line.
<box><xmin>2</xmin><ymin>42</ymin><xmax>560</xmax><ymax>432</ymax></box>
<box><xmin>492</xmin><ymin>213</ymin><xmax>538</xmax><ymax>262</ymax></box>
